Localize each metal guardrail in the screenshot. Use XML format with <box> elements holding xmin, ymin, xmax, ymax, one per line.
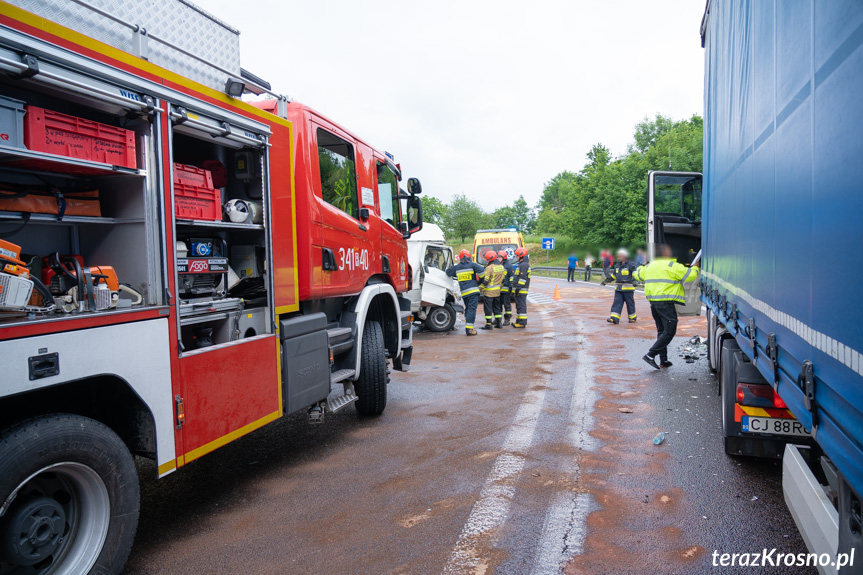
<box><xmin>531</xmin><ymin>266</ymin><xmax>606</xmax><ymax>283</ymax></box>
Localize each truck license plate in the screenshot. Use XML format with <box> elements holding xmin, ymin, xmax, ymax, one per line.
<box><xmin>741</xmin><ymin>416</ymin><xmax>811</xmax><ymax>437</ymax></box>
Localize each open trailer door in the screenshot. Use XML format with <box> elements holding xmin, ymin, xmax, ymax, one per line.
<box><xmin>647</xmin><ymin>171</ymin><xmax>703</xmax><ymax>316</ymax></box>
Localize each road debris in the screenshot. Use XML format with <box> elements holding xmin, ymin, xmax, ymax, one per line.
<box><xmin>653</xmin><ymin>431</ymin><xmax>667</xmax><ymax>445</ymax></box>
<box><xmin>618</xmin><ymin>407</ymin><xmax>634</xmax><ymax>413</ymax></box>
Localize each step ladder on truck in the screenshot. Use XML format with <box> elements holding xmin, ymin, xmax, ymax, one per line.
<box><xmin>0</xmin><ymin>1</ymin><xmax>423</xmax><ymax>573</ymax></box>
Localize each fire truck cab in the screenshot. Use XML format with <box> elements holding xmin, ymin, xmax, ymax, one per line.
<box><xmin>0</xmin><ymin>1</ymin><xmax>421</xmax><ymax>573</ymax></box>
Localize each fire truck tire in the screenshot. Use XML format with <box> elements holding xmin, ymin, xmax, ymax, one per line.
<box><xmin>355</xmin><ymin>320</ymin><xmax>388</xmax><ymax>416</ymax></box>
<box><xmin>0</xmin><ymin>414</ymin><xmax>139</xmax><ymax>575</ymax></box>
<box><xmin>425</xmin><ymin>304</ymin><xmax>456</xmax><ymax>332</ymax></box>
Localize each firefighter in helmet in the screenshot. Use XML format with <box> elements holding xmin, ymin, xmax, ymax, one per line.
<box><xmin>497</xmin><ymin>249</ymin><xmax>515</xmax><ymax>326</ymax></box>
<box><xmin>601</xmin><ymin>247</ymin><xmax>638</xmax><ymax>324</ymax></box>
<box><xmin>446</xmin><ymin>249</ymin><xmax>486</xmax><ymax>335</ymax></box>
<box><xmin>512</xmin><ymin>247</ymin><xmax>531</xmax><ymax>328</ymax></box>
<box><xmin>480</xmin><ymin>250</ymin><xmax>507</xmax><ymax>329</ymax></box>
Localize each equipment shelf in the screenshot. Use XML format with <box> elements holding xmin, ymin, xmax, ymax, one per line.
<box><xmin>0</xmin><ymin>211</ymin><xmax>145</xmax><ymax>225</ymax></box>
<box><xmin>175</xmin><ymin>218</ymin><xmax>264</xmax><ymax>230</ymax></box>
<box><xmin>0</xmin><ymin>144</ymin><xmax>145</xmax><ymax>178</ymax></box>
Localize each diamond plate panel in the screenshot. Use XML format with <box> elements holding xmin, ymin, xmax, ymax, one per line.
<box><xmin>6</xmin><ymin>0</ymin><xmax>241</xmax><ymax>91</ymax></box>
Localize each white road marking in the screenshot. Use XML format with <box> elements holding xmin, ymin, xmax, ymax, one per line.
<box><xmin>443</xmin><ymin>308</ymin><xmax>555</xmax><ymax>575</ymax></box>
<box><xmin>531</xmin><ymin>318</ymin><xmax>600</xmax><ymax>575</ymax></box>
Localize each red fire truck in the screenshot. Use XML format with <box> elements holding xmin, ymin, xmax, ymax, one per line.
<box><xmin>0</xmin><ymin>1</ymin><xmax>422</xmax><ymax>572</ymax></box>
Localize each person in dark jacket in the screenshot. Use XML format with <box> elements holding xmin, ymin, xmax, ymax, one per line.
<box><xmin>602</xmin><ymin>248</ymin><xmax>638</xmax><ymax>324</ymax></box>
<box><xmin>512</xmin><ymin>247</ymin><xmax>531</xmax><ymax>328</ymax></box>
<box><xmin>497</xmin><ymin>249</ymin><xmax>515</xmax><ymax>326</ymax></box>
<box><xmin>446</xmin><ymin>249</ymin><xmax>486</xmax><ymax>335</ymax></box>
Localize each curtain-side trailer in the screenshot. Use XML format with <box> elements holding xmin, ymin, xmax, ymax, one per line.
<box><xmin>698</xmin><ymin>1</ymin><xmax>862</xmax><ymax>572</ymax></box>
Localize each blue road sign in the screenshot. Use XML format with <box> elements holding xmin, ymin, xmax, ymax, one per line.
<box><xmin>541</xmin><ymin>237</ymin><xmax>555</xmax><ymax>250</ymax></box>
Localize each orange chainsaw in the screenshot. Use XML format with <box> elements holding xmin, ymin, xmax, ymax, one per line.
<box><xmin>45</xmin><ymin>253</ymin><xmax>143</xmax><ymax>313</ymax></box>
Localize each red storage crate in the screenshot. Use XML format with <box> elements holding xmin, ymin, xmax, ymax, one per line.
<box><xmin>174</xmin><ymin>183</ymin><xmax>220</xmax><ymax>221</ymax></box>
<box><xmin>23</xmin><ymin>106</ymin><xmax>137</xmax><ymax>168</ymax></box>
<box><xmin>174</xmin><ymin>163</ymin><xmax>219</xmax><ymax>221</ymax></box>
<box><xmin>174</xmin><ymin>163</ymin><xmax>214</xmax><ymax>188</ymax></box>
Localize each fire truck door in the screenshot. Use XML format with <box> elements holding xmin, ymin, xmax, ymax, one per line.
<box><xmin>376</xmin><ymin>159</ymin><xmax>407</xmax><ymax>289</ymax></box>
<box><xmin>312</xmin><ymin>122</ymin><xmax>374</xmax><ymax>296</ymax></box>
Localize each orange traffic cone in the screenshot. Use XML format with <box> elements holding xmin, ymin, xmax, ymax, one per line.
<box><xmin>553</xmin><ymin>284</ymin><xmax>562</xmax><ymax>300</ymax></box>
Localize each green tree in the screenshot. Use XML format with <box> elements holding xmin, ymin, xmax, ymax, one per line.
<box><xmin>511</xmin><ymin>195</ymin><xmax>536</xmax><ymax>233</ymax></box>
<box><xmin>421</xmin><ymin>196</ymin><xmax>448</xmax><ymax>227</ymax></box>
<box><xmin>535</xmin><ymin>207</ymin><xmax>563</xmax><ymax>234</ymax></box>
<box><xmin>539</xmin><ymin>114</ymin><xmax>703</xmax><ymax>246</ymax></box>
<box><xmin>444</xmin><ymin>193</ymin><xmax>485</xmax><ymax>242</ymax></box>
<box><xmin>489</xmin><ymin>205</ymin><xmax>515</xmax><ymax>228</ymax></box>
<box><xmin>538</xmin><ymin>171</ymin><xmax>577</xmax><ymax>213</ymax></box>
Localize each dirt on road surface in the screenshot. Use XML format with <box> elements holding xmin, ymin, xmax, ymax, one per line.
<box><xmin>125</xmin><ymin>278</ymin><xmax>810</xmax><ymax>575</ymax></box>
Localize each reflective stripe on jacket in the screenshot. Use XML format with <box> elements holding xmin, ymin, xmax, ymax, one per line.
<box><xmin>500</xmin><ymin>260</ymin><xmax>515</xmax><ymax>292</ymax></box>
<box><xmin>611</xmin><ymin>261</ymin><xmax>639</xmax><ymax>291</ymax></box>
<box><xmin>481</xmin><ymin>263</ymin><xmax>507</xmax><ymax>297</ymax></box>
<box><xmin>634</xmin><ymin>259</ymin><xmax>698</xmax><ymax>304</ymax></box>
<box><xmin>446</xmin><ymin>260</ymin><xmax>486</xmax><ymax>297</ymax></box>
<box><xmin>513</xmin><ymin>255</ymin><xmax>531</xmax><ymax>291</ymax></box>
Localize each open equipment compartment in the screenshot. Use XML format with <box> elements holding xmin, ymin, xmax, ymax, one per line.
<box><xmin>169</xmin><ymin>104</ymin><xmax>273</xmax><ymax>353</ymax></box>
<box><xmin>0</xmin><ymin>71</ymin><xmax>165</xmax><ymax>327</ymax></box>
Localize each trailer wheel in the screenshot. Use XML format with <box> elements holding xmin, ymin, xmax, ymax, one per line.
<box><xmin>0</xmin><ymin>414</ymin><xmax>139</xmax><ymax>575</ymax></box>
<box><xmin>425</xmin><ymin>304</ymin><xmax>456</xmax><ymax>332</ymax></box>
<box><xmin>706</xmin><ymin>309</ymin><xmax>717</xmax><ymax>373</ymax></box>
<box><xmin>355</xmin><ymin>320</ymin><xmax>388</xmax><ymax>416</ymax></box>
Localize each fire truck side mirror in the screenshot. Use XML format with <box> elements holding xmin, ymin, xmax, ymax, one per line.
<box><xmin>404</xmin><ymin>195</ymin><xmax>423</xmax><ymax>238</ymax></box>
<box><xmin>407</xmin><ymin>177</ymin><xmax>422</xmax><ymax>195</ymax></box>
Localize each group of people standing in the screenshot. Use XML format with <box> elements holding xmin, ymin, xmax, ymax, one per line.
<box><xmin>444</xmin><ymin>241</ymin><xmax>697</xmax><ymax>371</ymax></box>
<box><xmin>446</xmin><ymin>248</ymin><xmax>531</xmax><ymax>335</ymax></box>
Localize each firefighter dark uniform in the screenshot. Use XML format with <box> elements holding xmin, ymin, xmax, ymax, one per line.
<box><xmin>634</xmin><ymin>252</ymin><xmax>699</xmax><ymax>368</ymax></box>
<box><xmin>497</xmin><ymin>251</ymin><xmax>515</xmax><ymax>326</ymax></box>
<box><xmin>604</xmin><ymin>260</ymin><xmax>639</xmax><ymax>324</ymax></box>
<box><xmin>512</xmin><ymin>248</ymin><xmax>530</xmax><ymax>328</ymax></box>
<box><xmin>446</xmin><ymin>250</ymin><xmax>486</xmax><ymax>335</ymax></box>
<box><xmin>480</xmin><ymin>252</ymin><xmax>506</xmax><ymax>329</ymax></box>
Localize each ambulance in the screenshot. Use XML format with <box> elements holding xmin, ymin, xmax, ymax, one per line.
<box><xmin>471</xmin><ymin>228</ymin><xmax>524</xmax><ymax>265</ymax></box>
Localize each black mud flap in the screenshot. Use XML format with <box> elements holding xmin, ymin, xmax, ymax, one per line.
<box><xmin>393</xmin><ymin>345</ymin><xmax>412</xmax><ymax>372</ymax></box>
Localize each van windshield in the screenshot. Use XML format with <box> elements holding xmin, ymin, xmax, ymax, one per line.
<box><xmin>424</xmin><ymin>246</ymin><xmax>451</xmax><ymax>270</ymax></box>
<box><xmin>477</xmin><ymin>244</ymin><xmax>518</xmax><ymax>265</ymax></box>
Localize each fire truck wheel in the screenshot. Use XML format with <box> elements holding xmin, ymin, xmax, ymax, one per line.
<box><xmin>425</xmin><ymin>304</ymin><xmax>457</xmax><ymax>332</ymax></box>
<box><xmin>0</xmin><ymin>414</ymin><xmax>139</xmax><ymax>575</ymax></box>
<box><xmin>355</xmin><ymin>320</ymin><xmax>388</xmax><ymax>416</ymax></box>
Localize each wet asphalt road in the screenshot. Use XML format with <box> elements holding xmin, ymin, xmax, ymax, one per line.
<box><xmin>124</xmin><ymin>278</ymin><xmax>812</xmax><ymax>575</ymax></box>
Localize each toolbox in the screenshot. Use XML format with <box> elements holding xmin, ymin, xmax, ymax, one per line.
<box><xmin>23</xmin><ymin>106</ymin><xmax>137</xmax><ymax>168</ymax></box>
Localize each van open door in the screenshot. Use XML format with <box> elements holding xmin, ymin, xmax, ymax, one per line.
<box><xmin>420</xmin><ymin>245</ymin><xmax>454</xmax><ymax>307</ymax></box>
<box><xmin>647</xmin><ymin>171</ymin><xmax>702</xmax><ymax>316</ymax></box>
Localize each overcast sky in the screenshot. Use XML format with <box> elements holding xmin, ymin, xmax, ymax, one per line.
<box><xmin>194</xmin><ymin>0</ymin><xmax>706</xmax><ymax>210</ymax></box>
